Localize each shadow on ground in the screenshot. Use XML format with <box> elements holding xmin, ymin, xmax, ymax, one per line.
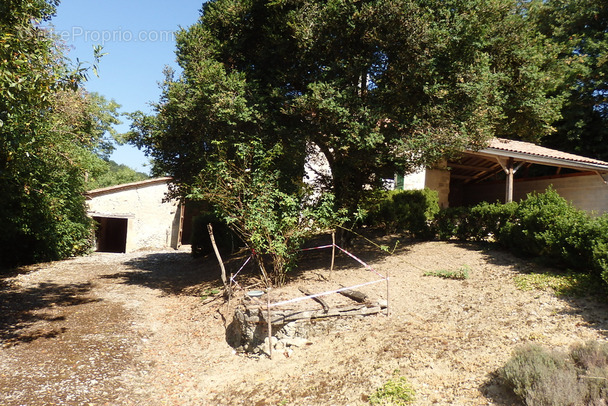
<box><xmin>290</xmin><ymin>231</ymin><xmax>406</xmax><ymax>279</ymax></box>
<box><xmin>103</xmin><ymin>251</ymin><xmax>238</xmax><ymax>297</ymax></box>
<box><xmin>0</xmin><ymin>280</ymin><xmax>98</xmax><ymax>346</ymax></box>
<box><xmin>104</xmin><ymin>231</ymin><xmax>403</xmax><ymax>298</ymax></box>
<box><xmin>456</xmin><ymin>241</ymin><xmax>608</xmax><ymax>339</ymax></box>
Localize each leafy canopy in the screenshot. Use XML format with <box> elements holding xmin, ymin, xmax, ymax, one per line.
<box><xmin>131</xmin><ymin>0</ymin><xmax>565</xmax><ymax>205</ymax></box>
<box><xmin>0</xmin><ymin>1</ymin><xmax>122</xmax><ymax>268</ymax></box>
<box><xmin>128</xmin><ymin>0</ymin><xmax>566</xmax><ymax>279</ymax></box>
<box><xmin>535</xmin><ymin>0</ymin><xmax>608</xmax><ymax>160</ymax></box>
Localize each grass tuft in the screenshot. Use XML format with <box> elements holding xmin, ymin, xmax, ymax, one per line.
<box><xmin>369</xmin><ymin>370</ymin><xmax>415</xmax><ymax>405</ymax></box>
<box><xmin>423</xmin><ymin>265</ymin><xmax>470</xmax><ymax>280</ymax></box>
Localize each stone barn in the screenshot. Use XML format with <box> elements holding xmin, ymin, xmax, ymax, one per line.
<box><xmin>86</xmin><ymin>177</ymin><xmax>184</xmax><ymax>253</ymax></box>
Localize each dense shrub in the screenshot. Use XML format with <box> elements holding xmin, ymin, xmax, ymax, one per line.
<box><xmin>501</xmin><ymin>342</ymin><xmax>608</xmax><ymax>405</ymax></box>
<box><xmin>432</xmin><ymin>206</ymin><xmax>468</xmax><ymax>241</ymax></box>
<box><xmin>500</xmin><ymin>188</ymin><xmax>591</xmax><ymax>267</ymax></box>
<box><xmin>191</xmin><ymin>212</ymin><xmax>238</xmax><ymax>258</ymax></box>
<box><xmin>367</xmin><ymin>188</ymin><xmax>439</xmax><ymax>238</ymax></box>
<box><xmin>459</xmin><ymin>201</ymin><xmax>518</xmax><ymax>242</ymax></box>
<box><xmin>589</xmin><ymin>215</ymin><xmax>608</xmax><ymax>286</ymax></box>
<box><xmin>430</xmin><ymin>188</ymin><xmax>608</xmax><ymax>290</ymax></box>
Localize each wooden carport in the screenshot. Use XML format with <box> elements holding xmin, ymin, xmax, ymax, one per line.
<box><xmin>448</xmin><ymin>138</ymin><xmax>608</xmax><ymax>203</ymax></box>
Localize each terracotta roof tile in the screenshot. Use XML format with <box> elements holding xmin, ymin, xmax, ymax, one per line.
<box><xmin>487</xmin><ymin>138</ymin><xmax>608</xmax><ymax>168</ymax></box>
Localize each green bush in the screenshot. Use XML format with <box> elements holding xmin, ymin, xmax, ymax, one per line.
<box><xmin>458</xmin><ymin>201</ymin><xmax>518</xmax><ymax>242</ymax></box>
<box><xmin>191</xmin><ymin>212</ymin><xmax>238</xmax><ymax>258</ymax></box>
<box><xmin>431</xmin><ymin>206</ymin><xmax>467</xmax><ymax>240</ymax></box>
<box><xmin>369</xmin><ymin>370</ymin><xmax>415</xmax><ymax>405</ymax></box>
<box><xmin>501</xmin><ymin>188</ymin><xmax>590</xmax><ymax>267</ymax></box>
<box><xmin>429</xmin><ymin>188</ymin><xmax>608</xmax><ymax>292</ymax></box>
<box><xmin>501</xmin><ymin>342</ymin><xmax>608</xmax><ymax>405</ymax></box>
<box><xmin>589</xmin><ymin>215</ymin><xmax>608</xmax><ymax>286</ymax></box>
<box><xmin>368</xmin><ymin>188</ymin><xmax>439</xmax><ymax>238</ymax></box>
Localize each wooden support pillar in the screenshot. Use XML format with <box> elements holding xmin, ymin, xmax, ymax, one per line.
<box><xmin>506</xmin><ymin>157</ymin><xmax>514</xmax><ymax>203</ymax></box>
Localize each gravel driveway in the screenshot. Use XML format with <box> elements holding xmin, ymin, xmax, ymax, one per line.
<box><xmin>1</xmin><ymin>241</ymin><xmax>607</xmax><ymax>405</ymax></box>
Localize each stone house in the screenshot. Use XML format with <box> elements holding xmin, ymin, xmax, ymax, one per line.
<box><xmin>86</xmin><ymin>177</ymin><xmax>184</xmax><ymax>253</ymax></box>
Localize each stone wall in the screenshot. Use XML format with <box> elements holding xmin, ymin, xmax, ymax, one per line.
<box><xmin>227</xmin><ymin>300</ymin><xmax>387</xmax><ymax>356</ymax></box>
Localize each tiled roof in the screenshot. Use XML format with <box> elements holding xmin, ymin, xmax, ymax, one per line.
<box><xmin>485</xmin><ymin>138</ymin><xmax>608</xmax><ymax>169</ymax></box>
<box><xmin>86</xmin><ymin>177</ymin><xmax>173</xmax><ymax>198</ymax></box>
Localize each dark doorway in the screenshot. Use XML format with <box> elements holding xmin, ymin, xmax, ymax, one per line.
<box><xmin>94</xmin><ymin>217</ymin><xmax>128</xmax><ymax>253</ymax></box>
<box><xmin>180</xmin><ymin>201</ymin><xmax>210</xmax><ymax>245</ymax></box>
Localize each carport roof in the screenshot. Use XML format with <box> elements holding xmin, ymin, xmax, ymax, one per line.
<box><xmin>481</xmin><ymin>138</ymin><xmax>608</xmax><ymax>171</ymax></box>
<box><xmin>449</xmin><ymin>138</ymin><xmax>608</xmax><ymax>184</ymax></box>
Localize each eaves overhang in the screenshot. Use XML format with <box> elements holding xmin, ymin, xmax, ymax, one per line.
<box><xmin>475</xmin><ymin>148</ymin><xmax>608</xmax><ymax>173</ymax></box>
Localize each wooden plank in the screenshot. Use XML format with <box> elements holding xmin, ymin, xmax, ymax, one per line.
<box><xmin>338</xmin><ymin>288</ymin><xmax>369</xmax><ymax>303</ymax></box>
<box><xmin>298</xmin><ymin>286</ymin><xmax>329</xmax><ymax>313</ymax></box>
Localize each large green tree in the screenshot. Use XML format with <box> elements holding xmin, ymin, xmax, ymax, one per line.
<box><xmin>536</xmin><ymin>0</ymin><xmax>608</xmax><ymax>160</ymax></box>
<box><xmin>131</xmin><ymin>0</ymin><xmax>564</xmax><ymax>212</ymax></box>
<box><xmin>129</xmin><ymin>0</ymin><xmax>566</xmax><ymax>279</ymax></box>
<box><xmin>0</xmin><ymin>1</ymin><xmax>119</xmax><ymax>268</ymax></box>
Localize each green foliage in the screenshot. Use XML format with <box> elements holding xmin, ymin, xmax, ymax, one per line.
<box><xmin>128</xmin><ymin>0</ymin><xmax>566</xmax><ymax>224</ymax></box>
<box><xmin>424</xmin><ymin>265</ymin><xmax>470</xmax><ymax>280</ymax></box>
<box><xmin>431</xmin><ymin>201</ymin><xmax>517</xmax><ymax>242</ymax></box>
<box><xmin>430</xmin><ymin>188</ymin><xmax>608</xmax><ymax>292</ymax></box>
<box><xmin>367</xmin><ymin>188</ymin><xmax>439</xmax><ymax>238</ymax></box>
<box><xmin>369</xmin><ymin>370</ymin><xmax>415</xmax><ymax>405</ymax></box>
<box><xmin>456</xmin><ymin>201</ymin><xmax>518</xmax><ymax>242</ymax></box>
<box><xmin>86</xmin><ymin>159</ymin><xmax>149</xmax><ymax>190</ymax></box>
<box><xmin>189</xmin><ymin>139</ymin><xmax>344</xmax><ymax>286</ymax></box>
<box><xmin>501</xmin><ymin>342</ymin><xmax>608</xmax><ymax>405</ymax></box>
<box><xmin>432</xmin><ymin>206</ymin><xmax>468</xmax><ymax>241</ymax></box>
<box><xmin>536</xmin><ymin>0</ymin><xmax>608</xmax><ymax>161</ymax></box>
<box><xmin>0</xmin><ymin>1</ymin><xmax>120</xmax><ymax>269</ymax></box>
<box><xmin>500</xmin><ymin>188</ymin><xmax>591</xmax><ymax>269</ymax></box>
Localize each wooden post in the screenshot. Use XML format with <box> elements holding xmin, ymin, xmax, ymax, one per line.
<box><xmin>177</xmin><ymin>202</ymin><xmax>186</xmax><ymax>249</ymax></box>
<box><xmin>266</xmin><ymin>288</ymin><xmax>272</xmax><ymax>359</ymax></box>
<box><xmin>505</xmin><ymin>157</ymin><xmax>514</xmax><ymax>203</ymax></box>
<box><xmin>386</xmin><ymin>271</ymin><xmax>390</xmax><ymax>317</ymax></box>
<box><xmin>330</xmin><ymin>231</ymin><xmax>336</xmax><ymax>276</ymax></box>
<box><xmin>207</xmin><ymin>224</ymin><xmax>231</xmax><ymax>296</ymax></box>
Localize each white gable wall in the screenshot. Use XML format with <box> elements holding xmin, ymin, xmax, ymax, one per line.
<box><xmin>87</xmin><ymin>180</ymin><xmax>181</xmax><ymax>252</ymax></box>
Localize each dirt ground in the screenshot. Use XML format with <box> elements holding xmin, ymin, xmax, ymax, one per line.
<box><xmin>1</xmin><ymin>237</ymin><xmax>607</xmax><ymax>405</ymax></box>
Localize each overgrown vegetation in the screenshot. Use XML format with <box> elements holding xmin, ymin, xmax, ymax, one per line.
<box><xmin>423</xmin><ymin>265</ymin><xmax>470</xmax><ymax>280</ymax></box>
<box><xmin>366</xmin><ymin>189</ymin><xmax>439</xmax><ymax>238</ymax></box>
<box><xmin>188</xmin><ymin>140</ymin><xmax>344</xmax><ymax>286</ymax></box>
<box><xmin>0</xmin><ymin>2</ymin><xmax>121</xmax><ymax>269</ymax></box>
<box><xmin>370</xmin><ymin>187</ymin><xmax>608</xmax><ymax>293</ymax></box>
<box><xmin>127</xmin><ymin>0</ymin><xmax>571</xmax><ymax>284</ymax></box>
<box><xmin>369</xmin><ymin>370</ymin><xmax>415</xmax><ymax>405</ymax></box>
<box><xmin>432</xmin><ymin>188</ymin><xmax>608</xmax><ymax>290</ymax></box>
<box><xmin>501</xmin><ymin>342</ymin><xmax>608</xmax><ymax>405</ymax></box>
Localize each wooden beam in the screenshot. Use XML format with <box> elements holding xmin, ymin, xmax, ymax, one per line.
<box><xmin>449</xmin><ymin>162</ymin><xmax>495</xmax><ymax>172</ymax></box>
<box><xmin>506</xmin><ymin>157</ymin><xmax>514</xmax><ymax>203</ymax></box>
<box><xmin>450</xmin><ymin>174</ymin><xmax>476</xmax><ymax>180</ymax></box>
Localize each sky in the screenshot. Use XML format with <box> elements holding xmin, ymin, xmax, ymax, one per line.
<box><xmin>51</xmin><ymin>0</ymin><xmax>206</xmax><ymax>174</ymax></box>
